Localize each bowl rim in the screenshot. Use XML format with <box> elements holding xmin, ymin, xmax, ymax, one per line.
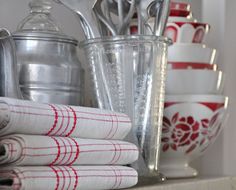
<box><xmin>167</xmin><ymin>21</ymin><xmax>210</xmax><ymax>26</ymax></box>
<box><xmin>167</xmin><ymin>69</ymin><xmax>222</xmax><ymax>74</ymax></box>
<box><xmin>165</xmin><ymin>95</ymin><xmax>228</xmax><ymax>103</ymax></box>
<box><xmin>168</xmin><ymin>62</ymin><xmax>217</xmax><ymax>67</ymax></box>
<box><xmin>168</xmin><ymin>16</ymin><xmax>197</xmax><ymax>22</ymax></box>
<box><xmin>169</xmin><ymin>43</ymin><xmax>216</xmax><ymax>51</ymax></box>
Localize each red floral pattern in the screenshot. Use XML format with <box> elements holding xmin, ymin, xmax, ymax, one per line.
<box><xmin>162</xmin><ymin>112</ymin><xmax>222</xmax><ymax>154</ymax></box>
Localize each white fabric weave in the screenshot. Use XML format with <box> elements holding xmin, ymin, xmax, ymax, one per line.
<box><xmin>0</xmin><ymin>166</ymin><xmax>138</xmax><ymax>190</ymax></box>
<box><xmin>0</xmin><ymin>98</ymin><xmax>131</xmax><ymax>140</ymax></box>
<box><xmin>0</xmin><ymin>134</ymin><xmax>139</xmax><ymax>166</ymax></box>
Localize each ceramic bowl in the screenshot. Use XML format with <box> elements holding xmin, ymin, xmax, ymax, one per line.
<box><xmin>170</xmin><ymin>2</ymin><xmax>191</xmax><ymax>17</ymax></box>
<box><xmin>129</xmin><ymin>16</ymin><xmax>196</xmax><ymax>35</ymax></box>
<box><xmin>166</xmin><ymin>70</ymin><xmax>224</xmax><ymax>94</ymax></box>
<box><xmin>167</xmin><ymin>62</ymin><xmax>217</xmax><ymax>70</ymax></box>
<box><xmin>168</xmin><ymin>16</ymin><xmax>197</xmax><ymax>23</ymax></box>
<box><xmin>165</xmin><ymin>21</ymin><xmax>210</xmax><ymax>43</ymax></box>
<box><xmin>160</xmin><ymin>95</ymin><xmax>229</xmax><ymax>178</ymax></box>
<box><xmin>168</xmin><ymin>44</ymin><xmax>217</xmax><ymax>64</ymax></box>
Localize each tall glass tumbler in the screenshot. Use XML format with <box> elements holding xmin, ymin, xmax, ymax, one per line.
<box><xmin>81</xmin><ymin>36</ymin><xmax>171</xmax><ymax>180</ymax></box>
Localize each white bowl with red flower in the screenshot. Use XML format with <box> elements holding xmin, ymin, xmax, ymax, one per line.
<box><xmin>160</xmin><ymin>95</ymin><xmax>229</xmax><ymax>178</ymax></box>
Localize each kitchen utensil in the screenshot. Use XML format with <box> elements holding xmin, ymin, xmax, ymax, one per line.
<box><xmin>153</xmin><ymin>0</ymin><xmax>170</xmax><ymax>36</ymax></box>
<box><xmin>93</xmin><ymin>0</ymin><xmax>136</xmax><ymax>35</ymax></box>
<box><xmin>55</xmin><ymin>0</ymin><xmax>116</xmax><ymax>108</ymax></box>
<box><xmin>14</xmin><ymin>0</ymin><xmax>83</xmax><ymax>105</ymax></box>
<box><xmin>137</xmin><ymin>0</ymin><xmax>170</xmax><ymax>35</ymax></box>
<box><xmin>166</xmin><ymin>70</ymin><xmax>224</xmax><ymax>94</ymax></box>
<box><xmin>93</xmin><ymin>0</ymin><xmax>117</xmax><ymax>36</ymax></box>
<box><xmin>55</xmin><ymin>0</ymin><xmax>101</xmax><ymax>39</ymax></box>
<box><xmin>160</xmin><ymin>95</ymin><xmax>228</xmax><ymax>178</ymax></box>
<box><xmin>0</xmin><ymin>29</ymin><xmax>23</xmax><ymax>99</ymax></box>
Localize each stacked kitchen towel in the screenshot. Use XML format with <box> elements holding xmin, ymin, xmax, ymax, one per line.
<box><xmin>0</xmin><ymin>98</ymin><xmax>138</xmax><ymax>190</ymax></box>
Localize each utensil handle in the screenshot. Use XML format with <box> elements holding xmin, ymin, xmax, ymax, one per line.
<box><xmin>154</xmin><ymin>0</ymin><xmax>170</xmax><ymax>36</ymax></box>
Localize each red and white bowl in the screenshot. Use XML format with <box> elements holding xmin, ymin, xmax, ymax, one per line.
<box><xmin>165</xmin><ymin>21</ymin><xmax>210</xmax><ymax>43</ymax></box>
<box><xmin>167</xmin><ymin>62</ymin><xmax>217</xmax><ymax>70</ymax></box>
<box><xmin>168</xmin><ymin>43</ymin><xmax>218</xmax><ymax>64</ymax></box>
<box><xmin>166</xmin><ymin>70</ymin><xmax>224</xmax><ymax>94</ymax></box>
<box><xmin>160</xmin><ymin>95</ymin><xmax>229</xmax><ymax>178</ymax></box>
<box><xmin>170</xmin><ymin>2</ymin><xmax>191</xmax><ymax>17</ymax></box>
<box><xmin>129</xmin><ymin>16</ymin><xmax>197</xmax><ymax>35</ymax></box>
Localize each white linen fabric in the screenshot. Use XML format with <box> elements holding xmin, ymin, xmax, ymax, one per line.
<box><xmin>0</xmin><ymin>166</ymin><xmax>138</xmax><ymax>190</ymax></box>
<box><xmin>0</xmin><ymin>134</ymin><xmax>139</xmax><ymax>166</ymax></box>
<box><xmin>0</xmin><ymin>98</ymin><xmax>131</xmax><ymax>140</ymax></box>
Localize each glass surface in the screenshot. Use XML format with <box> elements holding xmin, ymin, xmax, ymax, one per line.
<box><xmin>17</xmin><ymin>0</ymin><xmax>62</xmax><ymax>33</ymax></box>
<box><xmin>82</xmin><ymin>35</ymin><xmax>170</xmax><ymax>179</ymax></box>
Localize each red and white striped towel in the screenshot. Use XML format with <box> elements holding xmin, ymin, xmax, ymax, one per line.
<box><xmin>0</xmin><ymin>98</ymin><xmax>131</xmax><ymax>139</ymax></box>
<box><xmin>0</xmin><ymin>134</ymin><xmax>139</xmax><ymax>166</ymax></box>
<box><xmin>0</xmin><ymin>166</ymin><xmax>138</xmax><ymax>190</ymax></box>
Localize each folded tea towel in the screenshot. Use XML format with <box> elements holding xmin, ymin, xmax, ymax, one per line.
<box><xmin>0</xmin><ymin>134</ymin><xmax>139</xmax><ymax>166</ymax></box>
<box><xmin>0</xmin><ymin>98</ymin><xmax>131</xmax><ymax>139</ymax></box>
<box><xmin>0</xmin><ymin>166</ymin><xmax>138</xmax><ymax>190</ymax></box>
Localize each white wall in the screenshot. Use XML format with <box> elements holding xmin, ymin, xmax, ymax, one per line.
<box><xmin>200</xmin><ymin>0</ymin><xmax>236</xmax><ymax>176</ymax></box>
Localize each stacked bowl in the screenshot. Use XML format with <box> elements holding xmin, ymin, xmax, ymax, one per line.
<box><xmin>159</xmin><ymin>1</ymin><xmax>229</xmax><ymax>178</ymax></box>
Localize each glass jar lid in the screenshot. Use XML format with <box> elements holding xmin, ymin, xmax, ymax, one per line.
<box><xmin>14</xmin><ymin>0</ymin><xmax>77</xmax><ymax>45</ymax></box>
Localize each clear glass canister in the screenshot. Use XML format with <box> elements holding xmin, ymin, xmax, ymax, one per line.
<box><xmin>81</xmin><ymin>35</ymin><xmax>172</xmax><ymax>182</ymax></box>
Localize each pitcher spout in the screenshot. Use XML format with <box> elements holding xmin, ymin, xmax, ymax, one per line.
<box><xmin>0</xmin><ymin>28</ymin><xmax>23</xmax><ymax>99</ymax></box>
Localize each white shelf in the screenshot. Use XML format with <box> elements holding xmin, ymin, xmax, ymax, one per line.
<box><xmin>131</xmin><ymin>176</ymin><xmax>236</xmax><ymax>190</ymax></box>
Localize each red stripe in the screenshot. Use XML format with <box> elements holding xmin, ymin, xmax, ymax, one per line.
<box><xmin>117</xmin><ymin>167</ymin><xmax>122</xmax><ymax>188</ymax></box>
<box><xmin>51</xmin><ymin>105</ymin><xmax>65</xmax><ymax>136</ymax></box>
<box><xmin>69</xmin><ymin>166</ymin><xmax>78</xmax><ymax>190</ymax></box>
<box><xmin>111</xmin><ymin>166</ymin><xmax>118</xmax><ymax>189</ymax></box>
<box><xmin>67</xmin><ymin>138</ymin><xmax>79</xmax><ymax>166</ymax></box>
<box><xmin>110</xmin><ymin>113</ymin><xmax>119</xmax><ymax>139</ymax></box>
<box><xmin>0</xmin><ymin>169</ymin><xmax>135</xmax><ymax>177</ymax></box>
<box><xmin>11</xmin><ymin>110</ymin><xmax>131</xmax><ymax>124</ymax></box>
<box><xmin>46</xmin><ymin>105</ymin><xmax>59</xmax><ymax>136</ymax></box>
<box><xmin>59</xmin><ymin>106</ymin><xmax>71</xmax><ymax>136</ymax></box>
<box><xmin>57</xmin><ymin>166</ymin><xmax>66</xmax><ymax>190</ymax></box>
<box><xmin>1</xmin><ymin>168</ymin><xmax>135</xmax><ymax>174</ymax></box>
<box><xmin>20</xmin><ymin>148</ymin><xmax>138</xmax><ymax>157</ymax></box>
<box><xmin>50</xmin><ymin>166</ymin><xmax>60</xmax><ymax>190</ymax></box>
<box><xmin>66</xmin><ymin>107</ymin><xmax>77</xmax><ymax>137</ymax></box>
<box><xmin>23</xmin><ymin>143</ymin><xmax>133</xmax><ymax>150</ymax></box>
<box><xmin>57</xmin><ymin>138</ymin><xmax>68</xmax><ymax>165</ymax></box>
<box><xmin>13</xmin><ymin>175</ymin><xmax>137</xmax><ymax>179</ymax></box>
<box><xmin>109</xmin><ymin>141</ymin><xmax>117</xmax><ymax>164</ymax></box>
<box><xmin>49</xmin><ymin>137</ymin><xmax>61</xmax><ymax>166</ymax></box>
<box><xmin>105</xmin><ymin>114</ymin><xmax>114</xmax><ymax>139</ymax></box>
<box><xmin>9</xmin><ymin>104</ymin><xmax>129</xmax><ymax>118</ymax></box>
<box><xmin>63</xmin><ymin>166</ymin><xmax>72</xmax><ymax>190</ymax></box>
<box><xmin>63</xmin><ymin>138</ymin><xmax>74</xmax><ymax>165</ymax></box>
<box><xmin>114</xmin><ymin>142</ymin><xmax>122</xmax><ymax>164</ymax></box>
